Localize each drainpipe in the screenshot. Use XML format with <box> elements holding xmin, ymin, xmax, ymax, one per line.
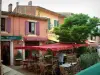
<box><xmin>0</xmin><ymin>0</ymin><xmax>2</xmax><ymax>75</ymax></box>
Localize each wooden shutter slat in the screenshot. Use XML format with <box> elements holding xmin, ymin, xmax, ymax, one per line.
<box><xmin>48</xmin><ymin>19</ymin><xmax>51</xmax><ymax>30</ymax></box>
<box><xmin>6</xmin><ymin>18</ymin><xmax>11</xmax><ymax>33</ymax></box>
<box><xmin>57</xmin><ymin>21</ymin><xmax>59</xmax><ymax>27</ymax></box>
<box><xmin>25</xmin><ymin>21</ymin><xmax>29</xmax><ymax>35</ymax></box>
<box><xmin>36</xmin><ymin>22</ymin><xmax>40</xmax><ymax>35</ymax></box>
<box><xmin>54</xmin><ymin>20</ymin><xmax>57</xmax><ymax>27</ymax></box>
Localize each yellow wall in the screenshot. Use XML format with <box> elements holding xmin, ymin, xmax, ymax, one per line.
<box><xmin>36</xmin><ymin>9</ymin><xmax>64</xmax><ymax>27</ymax></box>
<box><xmin>36</xmin><ymin>9</ymin><xmax>65</xmax><ymax>42</ymax></box>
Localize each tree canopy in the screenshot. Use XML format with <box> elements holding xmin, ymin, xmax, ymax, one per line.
<box><xmin>54</xmin><ymin>14</ymin><xmax>100</xmax><ymax>43</ymax></box>
<box><xmin>91</xmin><ymin>24</ymin><xmax>100</xmax><ymax>36</ymax></box>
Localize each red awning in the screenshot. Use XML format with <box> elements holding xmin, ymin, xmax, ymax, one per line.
<box><xmin>15</xmin><ymin>43</ymin><xmax>87</xmax><ymax>52</ymax></box>
<box><xmin>24</xmin><ymin>36</ymin><xmax>48</xmax><ymax>41</ymax></box>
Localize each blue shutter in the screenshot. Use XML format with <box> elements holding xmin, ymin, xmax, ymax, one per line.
<box><xmin>6</xmin><ymin>18</ymin><xmax>11</xmax><ymax>33</ymax></box>
<box><xmin>25</xmin><ymin>21</ymin><xmax>29</xmax><ymax>35</ymax></box>
<box><xmin>36</xmin><ymin>22</ymin><xmax>40</xmax><ymax>35</ymax></box>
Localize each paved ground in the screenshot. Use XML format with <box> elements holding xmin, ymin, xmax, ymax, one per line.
<box><xmin>2</xmin><ymin>65</ymin><xmax>24</xmax><ymax>75</ymax></box>
<box><xmin>10</xmin><ymin>66</ymin><xmax>37</xmax><ymax>75</ymax></box>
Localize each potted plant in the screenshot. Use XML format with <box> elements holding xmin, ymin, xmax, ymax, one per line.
<box><xmin>15</xmin><ymin>50</ymin><xmax>22</xmax><ymax>66</ymax></box>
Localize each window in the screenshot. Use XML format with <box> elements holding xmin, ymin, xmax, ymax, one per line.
<box><xmin>29</xmin><ymin>22</ymin><xmax>35</xmax><ymax>34</ymax></box>
<box><xmin>1</xmin><ymin>18</ymin><xmax>6</xmax><ymax>31</ymax></box>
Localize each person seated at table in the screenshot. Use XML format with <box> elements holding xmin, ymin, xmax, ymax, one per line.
<box><xmin>57</xmin><ymin>52</ymin><xmax>64</xmax><ymax>65</ymax></box>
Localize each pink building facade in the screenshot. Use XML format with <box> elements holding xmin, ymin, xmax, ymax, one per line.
<box><xmin>1</xmin><ymin>2</ymin><xmax>65</xmax><ymax>66</ymax></box>
<box><xmin>13</xmin><ymin>1</ymin><xmax>65</xmax><ymax>42</ymax></box>
<box><xmin>1</xmin><ymin>11</ymin><xmax>48</xmax><ymax>65</ymax></box>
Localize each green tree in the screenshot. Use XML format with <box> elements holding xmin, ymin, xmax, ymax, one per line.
<box><xmin>91</xmin><ymin>27</ymin><xmax>100</xmax><ymax>36</ymax></box>
<box><xmin>88</xmin><ymin>17</ymin><xmax>100</xmax><ymax>37</ymax></box>
<box><xmin>54</xmin><ymin>14</ymin><xmax>100</xmax><ymax>43</ymax></box>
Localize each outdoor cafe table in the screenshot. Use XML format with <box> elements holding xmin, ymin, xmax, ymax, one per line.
<box><xmin>38</xmin><ymin>62</ymin><xmax>52</xmax><ymax>69</ymax></box>
<box><xmin>60</xmin><ymin>62</ymin><xmax>77</xmax><ymax>68</ymax></box>
<box><xmin>60</xmin><ymin>62</ymin><xmax>77</xmax><ymax>73</ymax></box>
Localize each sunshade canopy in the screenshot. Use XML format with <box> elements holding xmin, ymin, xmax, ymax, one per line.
<box><xmin>15</xmin><ymin>43</ymin><xmax>87</xmax><ymax>52</ymax></box>
<box><xmin>76</xmin><ymin>62</ymin><xmax>100</xmax><ymax>75</ymax></box>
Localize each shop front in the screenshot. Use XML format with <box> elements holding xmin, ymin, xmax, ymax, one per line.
<box><xmin>1</xmin><ymin>36</ymin><xmax>22</xmax><ymax>66</ymax></box>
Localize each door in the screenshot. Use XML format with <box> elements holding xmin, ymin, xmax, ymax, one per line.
<box><xmin>1</xmin><ymin>41</ymin><xmax>10</xmax><ymax>65</ymax></box>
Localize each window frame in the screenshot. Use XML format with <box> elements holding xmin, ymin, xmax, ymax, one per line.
<box><xmin>29</xmin><ymin>21</ymin><xmax>36</xmax><ymax>34</ymax></box>
<box><xmin>53</xmin><ymin>19</ymin><xmax>59</xmax><ymax>27</ymax></box>
<box><xmin>1</xmin><ymin>18</ymin><xmax>6</xmax><ymax>31</ymax></box>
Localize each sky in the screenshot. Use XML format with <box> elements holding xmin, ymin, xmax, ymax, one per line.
<box><xmin>2</xmin><ymin>0</ymin><xmax>100</xmax><ymax>18</ymax></box>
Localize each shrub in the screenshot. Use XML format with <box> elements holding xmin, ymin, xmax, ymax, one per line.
<box><xmin>76</xmin><ymin>47</ymin><xmax>97</xmax><ymax>58</ymax></box>
<box><xmin>79</xmin><ymin>52</ymin><xmax>99</xmax><ymax>69</ymax></box>
<box><xmin>76</xmin><ymin>47</ymin><xmax>88</xmax><ymax>58</ymax></box>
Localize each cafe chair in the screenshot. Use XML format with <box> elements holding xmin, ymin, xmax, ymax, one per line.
<box><xmin>39</xmin><ymin>63</ymin><xmax>47</xmax><ymax>75</ymax></box>
<box><xmin>52</xmin><ymin>64</ymin><xmax>59</xmax><ymax>75</ymax></box>
<box><xmin>21</xmin><ymin>60</ymin><xmax>28</xmax><ymax>69</ymax></box>
<box><xmin>71</xmin><ymin>59</ymin><xmax>81</xmax><ymax>74</ymax></box>
<box><xmin>60</xmin><ymin>66</ymin><xmax>68</xmax><ymax>75</ymax></box>
<box><xmin>32</xmin><ymin>63</ymin><xmax>40</xmax><ymax>74</ymax></box>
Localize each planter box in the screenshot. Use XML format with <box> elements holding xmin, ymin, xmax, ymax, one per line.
<box><xmin>15</xmin><ymin>59</ymin><xmax>22</xmax><ymax>66</ymax></box>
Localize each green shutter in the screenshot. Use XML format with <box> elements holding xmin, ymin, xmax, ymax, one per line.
<box><xmin>54</xmin><ymin>20</ymin><xmax>57</xmax><ymax>27</ymax></box>
<box><xmin>48</xmin><ymin>19</ymin><xmax>51</xmax><ymax>30</ymax></box>
<box><xmin>57</xmin><ymin>21</ymin><xmax>59</xmax><ymax>27</ymax></box>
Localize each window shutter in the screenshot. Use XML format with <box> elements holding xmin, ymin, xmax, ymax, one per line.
<box><xmin>6</xmin><ymin>18</ymin><xmax>11</xmax><ymax>33</ymax></box>
<box><xmin>36</xmin><ymin>22</ymin><xmax>40</xmax><ymax>35</ymax></box>
<box><xmin>25</xmin><ymin>21</ymin><xmax>29</xmax><ymax>35</ymax></box>
<box><xmin>57</xmin><ymin>21</ymin><xmax>59</xmax><ymax>27</ymax></box>
<box><xmin>48</xmin><ymin>19</ymin><xmax>51</xmax><ymax>30</ymax></box>
<box><xmin>54</xmin><ymin>20</ymin><xmax>57</xmax><ymax>27</ymax></box>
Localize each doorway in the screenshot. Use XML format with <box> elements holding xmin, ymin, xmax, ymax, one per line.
<box><xmin>1</xmin><ymin>41</ymin><xmax>10</xmax><ymax>65</ymax></box>
<box><xmin>25</xmin><ymin>41</ymin><xmax>39</xmax><ymax>59</ymax></box>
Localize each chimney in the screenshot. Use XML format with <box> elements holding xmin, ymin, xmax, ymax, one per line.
<box><xmin>16</xmin><ymin>2</ymin><xmax>19</xmax><ymax>13</ymax></box>
<box><xmin>28</xmin><ymin>1</ymin><xmax>32</xmax><ymax>6</ymax></box>
<box><xmin>16</xmin><ymin>2</ymin><xmax>19</xmax><ymax>7</ymax></box>
<box><xmin>8</xmin><ymin>3</ymin><xmax>12</xmax><ymax>12</ymax></box>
